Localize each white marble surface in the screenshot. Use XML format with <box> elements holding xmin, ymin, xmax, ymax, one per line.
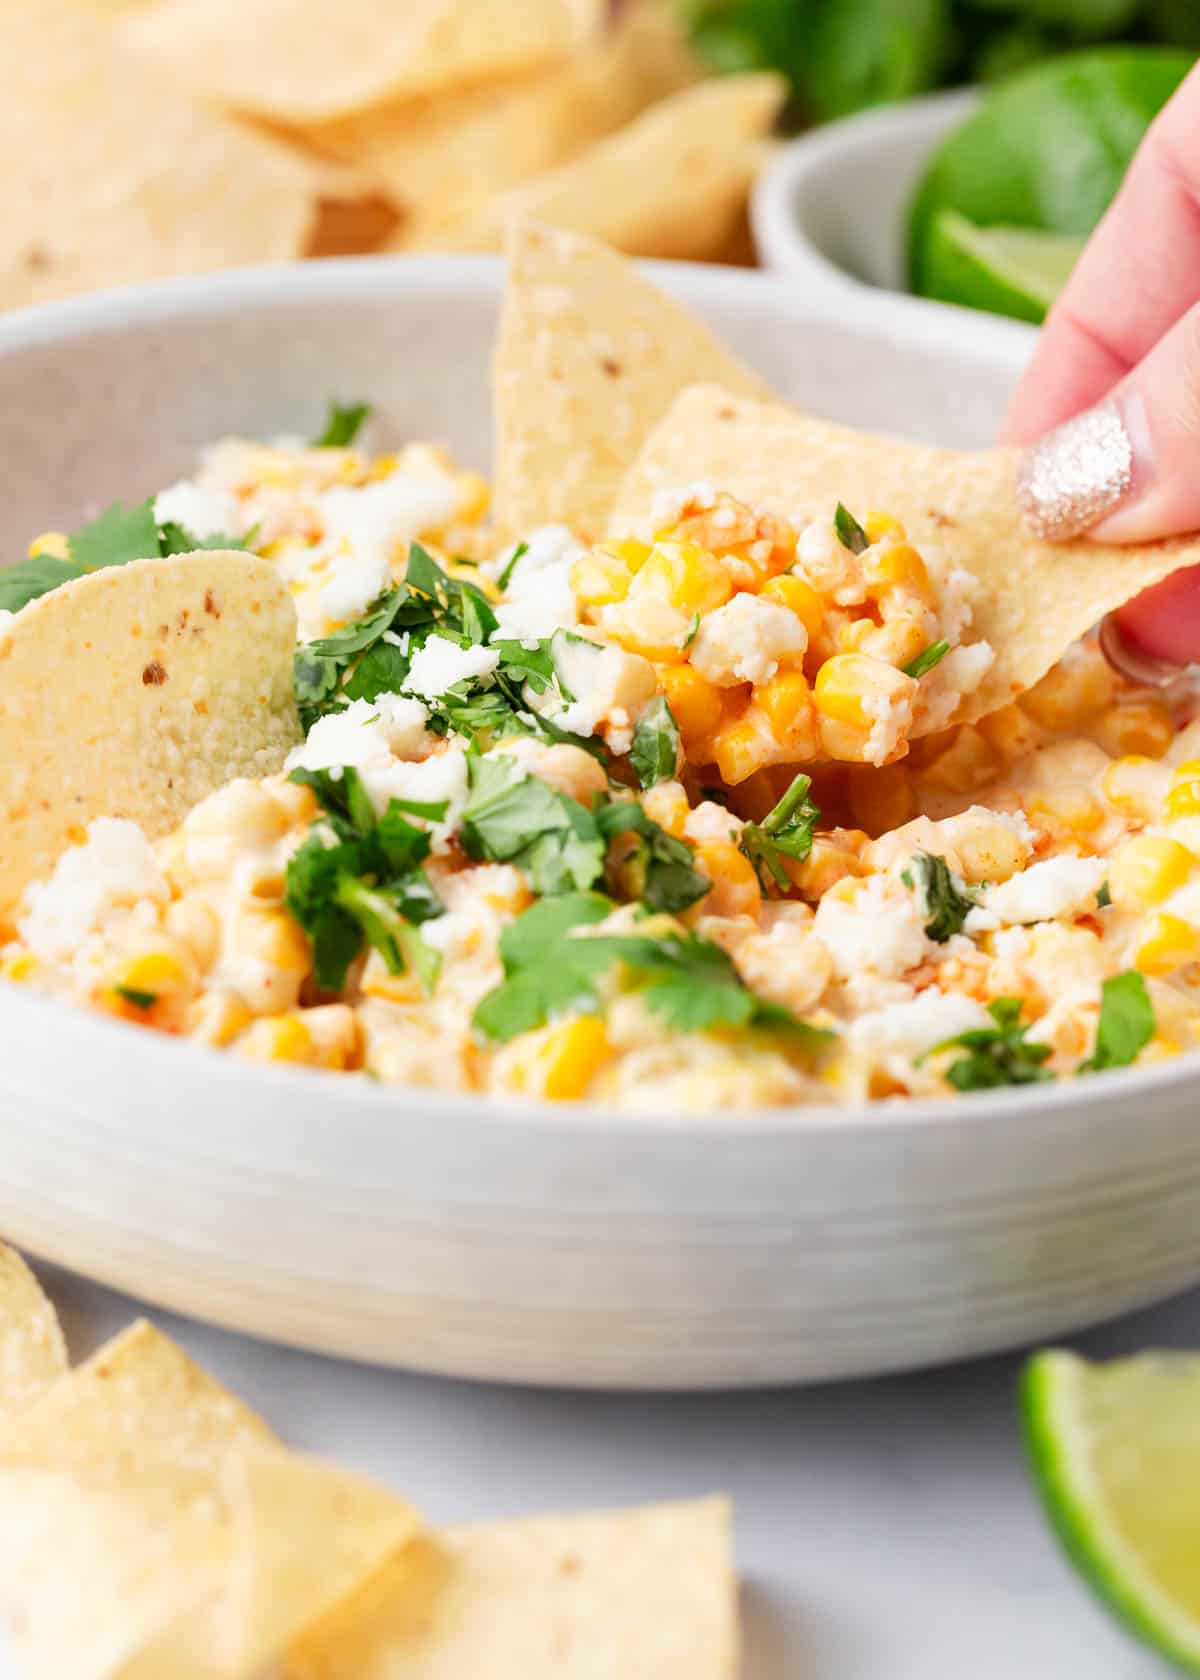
<box><xmin>14</xmin><ymin>1261</ymin><xmax>1193</xmax><ymax>1678</ymax></box>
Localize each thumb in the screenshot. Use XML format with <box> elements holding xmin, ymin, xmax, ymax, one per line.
<box><xmin>1016</xmin><ymin>299</ymin><xmax>1200</xmax><ymax>547</ymax></box>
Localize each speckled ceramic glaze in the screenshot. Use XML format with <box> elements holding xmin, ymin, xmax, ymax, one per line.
<box><xmin>1</xmin><ymin>256</ymin><xmax>1196</xmax><ymax>1389</ymax></box>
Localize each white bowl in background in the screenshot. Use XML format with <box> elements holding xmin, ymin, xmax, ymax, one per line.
<box><xmin>752</xmin><ymin>88</ymin><xmax>1035</xmax><ymax>346</ymax></box>
<box><xmin>1</xmin><ymin>256</ymin><xmax>1196</xmax><ymax>1391</ymax></box>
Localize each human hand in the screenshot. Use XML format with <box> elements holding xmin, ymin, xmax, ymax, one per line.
<box><xmin>1003</xmin><ymin>58</ymin><xmax>1200</xmax><ymax>675</ymax></box>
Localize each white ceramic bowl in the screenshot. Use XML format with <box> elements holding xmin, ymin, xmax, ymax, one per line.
<box><xmin>2</xmin><ymin>257</ymin><xmax>1198</xmax><ymax>1390</ymax></box>
<box><xmin>752</xmin><ymin>89</ymin><xmax>1022</xmax><ymax>335</ymax></box>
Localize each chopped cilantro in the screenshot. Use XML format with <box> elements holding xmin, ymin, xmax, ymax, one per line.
<box><xmin>472</xmin><ymin>894</ymin><xmax>834</xmax><ymax>1049</ymax></box>
<box><xmin>459</xmin><ymin>753</ymin><xmax>605</xmax><ymax>897</ymax></box>
<box><xmin>926</xmin><ymin>997</ymin><xmax>1052</xmax><ymax>1091</ymax></box>
<box><xmin>284</xmin><ymin>765</ymin><xmax>443</xmax><ymax>994</ymax></box>
<box><xmin>312</xmin><ymin>401</ymin><xmax>371</xmax><ymax>449</ymax></box>
<box><xmin>0</xmin><ymin>554</ymin><xmax>87</xmax><ymax>613</ymax></box>
<box><xmin>903</xmin><ymin>639</ymin><xmax>950</xmax><ymax>680</ymax></box>
<box><xmin>629</xmin><ymin>696</ymin><xmax>680</xmax><ymax>789</ymax></box>
<box><xmin>496</xmin><ymin>541</ymin><xmax>529</xmax><ymax>593</ymax></box>
<box><xmin>1078</xmin><ymin>971</ymin><xmax>1155</xmax><ymax>1075</ymax></box>
<box><xmin>833</xmin><ymin>502</ymin><xmax>869</xmax><ymax>555</ymax></box>
<box><xmin>114</xmin><ymin>985</ymin><xmax>157</xmax><ymax>1011</ymax></box>
<box><xmin>595</xmin><ymin>797</ymin><xmax>709</xmax><ymax>913</ymax></box>
<box><xmin>157</xmin><ymin>519</ymin><xmax>259</xmax><ymax>557</ymax></box>
<box><xmin>682</xmin><ymin>612</ymin><xmax>701</xmax><ymax>651</ymax></box>
<box><xmin>901</xmin><ymin>850</ymin><xmax>977</xmax><ymax>942</ymax></box>
<box><xmin>1096</xmin><ymin>880</ymin><xmax>1112</xmax><ymax>909</ymax></box>
<box><xmin>69</xmin><ymin>500</ymin><xmax>161</xmax><ymax>572</ymax></box>
<box><xmin>740</xmin><ymin>773</ymin><xmax>821</xmax><ymax>893</ymax></box>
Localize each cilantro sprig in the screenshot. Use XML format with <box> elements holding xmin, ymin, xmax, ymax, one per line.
<box><xmin>739</xmin><ymin>773</ymin><xmax>821</xmax><ymax>893</ymax></box>
<box><xmin>904</xmin><ymin>639</ymin><xmax>950</xmax><ymax>679</ymax></box>
<box><xmin>1078</xmin><ymin>971</ymin><xmax>1155</xmax><ymax>1075</ymax></box>
<box><xmin>460</xmin><ymin>753</ymin><xmax>606</xmax><ymax>896</ymax></box>
<box><xmin>833</xmin><ymin>502</ymin><xmax>869</xmax><ymax>555</ymax></box>
<box><xmin>901</xmin><ymin>850</ymin><xmax>977</xmax><ymax>942</ymax></box>
<box><xmin>596</xmin><ymin>799</ymin><xmax>709</xmax><ymax>913</ymax></box>
<box><xmin>1</xmin><ymin>500</ymin><xmax>257</xmax><ymax>615</ymax></box>
<box><xmin>284</xmin><ymin>765</ymin><xmax>444</xmax><ymax>994</ymax></box>
<box><xmin>472</xmin><ymin>891</ymin><xmax>834</xmax><ymax>1049</ymax></box>
<box><xmin>312</xmin><ymin>401</ymin><xmax>372</xmax><ymax>449</ymax></box>
<box><xmin>629</xmin><ymin>696</ymin><xmax>681</xmax><ymax>790</ymax></box>
<box><xmin>926</xmin><ymin>997</ymin><xmax>1052</xmax><ymax>1091</ymax></box>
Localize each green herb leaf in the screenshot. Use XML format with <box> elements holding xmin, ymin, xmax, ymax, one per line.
<box><xmin>629</xmin><ymin>696</ymin><xmax>681</xmax><ymax>789</ymax></box>
<box><xmin>313</xmin><ymin>401</ymin><xmax>371</xmax><ymax>449</ymax></box>
<box><xmin>0</xmin><ymin>554</ymin><xmax>87</xmax><ymax>613</ymax></box>
<box><xmin>496</xmin><ymin>541</ymin><xmax>529</xmax><ymax>593</ymax></box>
<box><xmin>1078</xmin><ymin>971</ymin><xmax>1155</xmax><ymax>1075</ymax></box>
<box><xmin>901</xmin><ymin>849</ymin><xmax>977</xmax><ymax>941</ymax></box>
<box><xmin>740</xmin><ymin>772</ymin><xmax>821</xmax><ymax>893</ymax></box>
<box><xmin>1096</xmin><ymin>880</ymin><xmax>1112</xmax><ymax>909</ymax></box>
<box><xmin>114</xmin><ymin>985</ymin><xmax>157</xmax><ymax>1011</ymax></box>
<box><xmin>926</xmin><ymin>996</ymin><xmax>1052</xmax><ymax>1091</ymax></box>
<box><xmin>834</xmin><ymin>502</ymin><xmax>869</xmax><ymax>555</ymax></box>
<box><xmin>157</xmin><ymin>519</ymin><xmax>259</xmax><ymax>557</ymax></box>
<box><xmin>595</xmin><ymin>798</ymin><xmax>709</xmax><ymax>913</ymax></box>
<box><xmin>682</xmin><ymin>612</ymin><xmax>701</xmax><ymax>651</ymax></box>
<box><xmin>903</xmin><ymin>638</ymin><xmax>950</xmax><ymax>679</ymax></box>
<box><xmin>460</xmin><ymin>754</ymin><xmax>605</xmax><ymax>897</ymax></box>
<box><xmin>69</xmin><ymin>500</ymin><xmax>161</xmax><ymax>572</ymax></box>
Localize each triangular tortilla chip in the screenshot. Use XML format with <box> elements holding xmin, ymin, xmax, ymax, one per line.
<box><xmin>0</xmin><ymin>1</ymin><xmax>392</xmax><ymax>312</ymax></box>
<box><xmin>314</xmin><ymin>2</ymin><xmax>699</xmax><ymax>250</ymax></box>
<box><xmin>420</xmin><ymin>72</ymin><xmax>784</xmax><ymax>262</ymax></box>
<box><xmin>0</xmin><ymin>1247</ymin><xmax>67</xmax><ymax>1424</ymax></box>
<box><xmin>287</xmin><ymin>1496</ymin><xmax>736</xmax><ymax>1679</ymax></box>
<box><xmin>120</xmin><ymin>0</ymin><xmax>602</xmax><ymax>125</ymax></box>
<box><xmin>492</xmin><ymin>223</ymin><xmax>771</xmax><ymax>543</ymax></box>
<box><xmin>611</xmin><ymin>384</ymin><xmax>1200</xmax><ymax>725</ymax></box>
<box><xmin>0</xmin><ymin>550</ymin><xmax>300</xmax><ymax>926</ymax></box>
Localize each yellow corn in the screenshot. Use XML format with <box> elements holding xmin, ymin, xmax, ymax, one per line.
<box><xmin>28</xmin><ymin>531</ymin><xmax>70</xmax><ymax>561</ymax></box>
<box><xmin>659</xmin><ymin>663</ymin><xmax>725</xmax><ymax>753</ymax></box>
<box><xmin>864</xmin><ymin>512</ymin><xmax>906</xmax><ymax>544</ymax></box>
<box><xmin>759</xmin><ymin>573</ymin><xmax>825</xmax><ymax>643</ymax></box>
<box><xmin>643</xmin><ymin>781</ymin><xmax>690</xmax><ymax>840</ymax></box>
<box><xmin>1020</xmin><ymin>647</ymin><xmax>1114</xmax><ymax>732</ymax></box>
<box><xmin>571</xmin><ymin>543</ymin><xmax>646</xmax><ymax>608</ymax></box>
<box><xmin>187</xmin><ymin>991</ymin><xmax>254</xmax><ymax>1047</ymax></box>
<box><xmin>0</xmin><ymin>951</ymin><xmax>36</xmax><ymax>983</ymax></box>
<box><xmin>693</xmin><ymin>840</ymin><xmax>762</xmax><ymax>917</ymax></box>
<box><xmin>365</xmin><ymin>451</ymin><xmax>399</xmax><ymax>482</ymax></box>
<box><xmin>1135</xmin><ymin>912</ymin><xmax>1200</xmax><ymax>977</ymax></box>
<box><xmin>1140</xmin><ymin>1033</ymin><xmax>1181</xmax><ymax>1065</ymax></box>
<box><xmin>756</xmin><ymin>670</ymin><xmax>819</xmax><ymax>759</ymax></box>
<box><xmin>237</xmin><ymin>1013</ymin><xmax>314</xmax><ymax>1064</ymax></box>
<box><xmin>1108</xmin><ymin>835</ymin><xmax>1196</xmax><ymax>910</ymax></box>
<box><xmin>454</xmin><ymin>470</ymin><xmax>490</xmax><ymax>524</ymax></box>
<box><xmin>1026</xmin><ymin>786</ymin><xmax>1105</xmax><ymax>837</ymax></box>
<box><xmin>165</xmin><ymin>897</ymin><xmax>220</xmax><ymax>972</ymax></box>
<box><xmin>629</xmin><ymin>540</ymin><xmax>732</xmax><ymax>618</ymax></box>
<box><xmin>112</xmin><ymin>949</ymin><xmax>188</xmax><ymax>998</ymax></box>
<box><xmin>813</xmin><ymin>654</ymin><xmax>915</xmax><ymax>732</ymax></box>
<box><xmin>846</xmin><ymin>613</ymin><xmax>930</xmax><ymax>670</ymax></box>
<box><xmin>864</xmin><ymin>541</ymin><xmax>934</xmax><ymax>603</ymax></box>
<box><xmin>847</xmin><ymin>763</ymin><xmax>917</xmax><ymax>837</ymax></box>
<box><xmin>238</xmin><ymin>908</ymin><xmax>312</xmax><ymax>972</ymax></box>
<box><xmin>916</xmin><ymin>725</ymin><xmax>1002</xmax><ymax>796</ymax></box>
<box><xmin>1165</xmin><ymin>763</ymin><xmax>1200</xmax><ymax>820</ymax></box>
<box><xmin>505</xmin><ymin>1015</ymin><xmax>612</xmax><ymax>1101</ymax></box>
<box><xmin>1094</xmin><ymin>699</ymin><xmax>1175</xmax><ymax>761</ymax></box>
<box><xmin>711</xmin><ymin>713</ymin><xmax>773</xmax><ymax>785</ymax></box>
<box><xmin>977</xmin><ymin>703</ymin><xmax>1042</xmax><ymax>763</ymax></box>
<box><xmin>360</xmin><ymin>948</ymin><xmax>425</xmax><ymax>1005</ymax></box>
<box><xmin>1101</xmin><ymin>755</ymin><xmax>1169</xmax><ymax>821</ymax></box>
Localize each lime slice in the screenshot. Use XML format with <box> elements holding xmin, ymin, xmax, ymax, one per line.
<box><xmin>920</xmin><ymin>209</ymin><xmax>1084</xmax><ymax>323</ymax></box>
<box><xmin>1022</xmin><ymin>1349</ymin><xmax>1200</xmax><ymax>1672</ymax></box>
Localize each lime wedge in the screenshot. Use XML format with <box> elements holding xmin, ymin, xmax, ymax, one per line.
<box><xmin>920</xmin><ymin>209</ymin><xmax>1084</xmax><ymax>324</ymax></box>
<box><xmin>1022</xmin><ymin>1349</ymin><xmax>1200</xmax><ymax>1672</ymax></box>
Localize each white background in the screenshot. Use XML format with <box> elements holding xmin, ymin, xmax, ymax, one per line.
<box><xmin>15</xmin><ymin>1259</ymin><xmax>1190</xmax><ymax>1678</ymax></box>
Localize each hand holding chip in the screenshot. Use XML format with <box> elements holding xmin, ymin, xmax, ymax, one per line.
<box><xmin>1003</xmin><ymin>59</ymin><xmax>1200</xmax><ymax>674</ymax></box>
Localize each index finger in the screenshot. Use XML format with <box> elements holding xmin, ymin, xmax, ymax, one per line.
<box><xmin>1001</xmin><ymin>58</ymin><xmax>1200</xmax><ymax>445</ymax></box>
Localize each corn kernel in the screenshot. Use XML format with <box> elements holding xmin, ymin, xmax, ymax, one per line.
<box><xmin>693</xmin><ymin>840</ymin><xmax>761</xmax><ymax>917</ymax></box>
<box><xmin>1102</xmin><ymin>755</ymin><xmax>1170</xmax><ymax>821</ymax></box>
<box><xmin>977</xmin><ymin>703</ymin><xmax>1042</xmax><ymax>763</ymax></box>
<box><xmin>631</xmin><ymin>540</ymin><xmax>732</xmax><ymax>617</ymax></box>
<box><xmin>1165</xmin><ymin>768</ymin><xmax>1200</xmax><ymax>821</ymax></box>
<box><xmin>113</xmin><ymin>949</ymin><xmax>188</xmax><ymax>997</ymax></box>
<box><xmin>0</xmin><ymin>952</ymin><xmax>36</xmax><ymax>983</ymax></box>
<box><xmin>1140</xmin><ymin>1034</ymin><xmax>1182</xmax><ymax>1065</ymax></box>
<box><xmin>1094</xmin><ymin>699</ymin><xmax>1175</xmax><ymax>761</ymax></box>
<box><xmin>847</xmin><ymin>763</ymin><xmax>916</xmax><ymax>836</ymax></box>
<box><xmin>756</xmin><ymin>670</ymin><xmax>819</xmax><ymax>758</ymax></box>
<box><xmin>165</xmin><ymin>897</ymin><xmax>220</xmax><ymax>971</ymax></box>
<box><xmin>187</xmin><ymin>991</ymin><xmax>253</xmax><ymax>1047</ymax></box>
<box><xmin>504</xmin><ymin>1015</ymin><xmax>612</xmax><ymax>1102</ymax></box>
<box><xmin>454</xmin><ymin>470</ymin><xmax>490</xmax><ymax>523</ymax></box>
<box><xmin>788</xmin><ymin>835</ymin><xmax>864</xmax><ymax>900</ymax></box>
<box><xmin>711</xmin><ymin>714</ymin><xmax>773</xmax><ymax>785</ymax></box>
<box><xmin>660</xmin><ymin>663</ymin><xmax>724</xmax><ymax>753</ymax></box>
<box><xmin>238</xmin><ymin>1013</ymin><xmax>314</xmax><ymax>1063</ymax></box>
<box><xmin>28</xmin><ymin>531</ymin><xmax>70</xmax><ymax>561</ymax></box>
<box><xmin>1108</xmin><ymin>835</ymin><xmax>1196</xmax><ymax>910</ymax></box>
<box><xmin>1135</xmin><ymin>912</ymin><xmax>1200</xmax><ymax>977</ymax></box>
<box><xmin>759</xmin><ymin>573</ymin><xmax>825</xmax><ymax>642</ymax></box>
<box><xmin>1026</xmin><ymin>786</ymin><xmax>1105</xmax><ymax>837</ymax></box>
<box><xmin>643</xmin><ymin>780</ymin><xmax>690</xmax><ymax>840</ymax></box>
<box><xmin>571</xmin><ymin>547</ymin><xmax>640</xmax><ymax>609</ymax></box>
<box><xmin>813</xmin><ymin>654</ymin><xmax>914</xmax><ymax>731</ymax></box>
<box><xmin>864</xmin><ymin>512</ymin><xmax>906</xmax><ymax>544</ymax></box>
<box><xmin>864</xmin><ymin>541</ymin><xmax>933</xmax><ymax>602</ymax></box>
<box><xmin>917</xmin><ymin>725</ymin><xmax>1002</xmax><ymax>796</ymax></box>
<box><xmin>1020</xmin><ymin>647</ymin><xmax>1114</xmax><ymax>732</ymax></box>
<box><xmin>236</xmin><ymin>908</ymin><xmax>312</xmax><ymax>973</ymax></box>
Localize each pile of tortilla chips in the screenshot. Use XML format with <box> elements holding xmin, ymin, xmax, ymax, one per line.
<box><xmin>0</xmin><ymin>1242</ymin><xmax>736</xmax><ymax>1677</ymax></box>
<box><xmin>2</xmin><ymin>0</ymin><xmax>783</xmax><ymax>312</ymax></box>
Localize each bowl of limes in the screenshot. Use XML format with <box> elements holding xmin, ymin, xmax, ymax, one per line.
<box><xmin>754</xmin><ymin>46</ymin><xmax>1195</xmax><ymax>327</ymax></box>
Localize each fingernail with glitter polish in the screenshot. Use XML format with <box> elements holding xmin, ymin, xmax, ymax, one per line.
<box><xmin>1015</xmin><ymin>397</ymin><xmax>1139</xmax><ymax>541</ymax></box>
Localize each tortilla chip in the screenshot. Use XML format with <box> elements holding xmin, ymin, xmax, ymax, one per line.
<box><xmin>119</xmin><ymin>0</ymin><xmax>603</xmax><ymax>126</ymax></box>
<box><xmin>0</xmin><ymin>550</ymin><xmax>300</xmax><ymax>926</ymax></box>
<box><xmin>313</xmin><ymin>2</ymin><xmax>700</xmax><ymax>249</ymax></box>
<box><xmin>0</xmin><ymin>2</ymin><xmax>390</xmax><ymax>312</ymax></box>
<box><xmin>611</xmin><ymin>384</ymin><xmax>1200</xmax><ymax>724</ymax></box>
<box><xmin>287</xmin><ymin>1496</ymin><xmax>736</xmax><ymax>1679</ymax></box>
<box><xmin>408</xmin><ymin>73</ymin><xmax>785</xmax><ymax>260</ymax></box>
<box><xmin>221</xmin><ymin>1440</ymin><xmax>422</xmax><ymax>1673</ymax></box>
<box><xmin>0</xmin><ymin>1247</ymin><xmax>67</xmax><ymax>1424</ymax></box>
<box><xmin>492</xmin><ymin>223</ymin><xmax>771</xmax><ymax>543</ymax></box>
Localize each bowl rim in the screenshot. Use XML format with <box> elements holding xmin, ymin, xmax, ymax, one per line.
<box><xmin>3</xmin><ymin>248</ymin><xmax>1185</xmax><ymax>1139</ymax></box>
